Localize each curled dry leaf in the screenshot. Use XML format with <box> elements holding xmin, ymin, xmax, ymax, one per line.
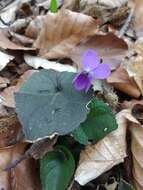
<box><xmin>122</xmin><ymin>101</ymin><xmax>143</xmax><ymax>190</ymax></box>
<box><xmin>33</xmin><ymin>9</ymin><xmax>100</xmax><ymax>59</ymax></box>
<box><xmin>0</xmin><ymin>30</ymin><xmax>34</xmax><ymax>50</ymax></box>
<box><xmin>1</xmin><ymin>70</ymin><xmax>36</xmax><ymax>108</ymax></box>
<box><xmin>124</xmin><ymin>42</ymin><xmax>143</xmax><ymax>96</ymax></box>
<box><xmin>107</xmin><ymin>66</ymin><xmax>141</xmax><ymax>98</ymax></box>
<box><xmin>24</xmin><ymin>54</ymin><xmax>77</xmax><ymax>72</ymax></box>
<box><xmin>10</xmin><ymin>31</ymin><xmax>34</xmax><ymax>47</ymax></box>
<box><xmin>25</xmin><ymin>16</ymin><xmax>46</xmax><ymax>39</ymax></box>
<box><xmin>70</xmin><ymin>33</ymin><xmax>128</xmax><ymax>71</ymax></box>
<box><xmin>75</xmin><ymin>110</ymin><xmax>127</xmax><ymax>185</ymax></box>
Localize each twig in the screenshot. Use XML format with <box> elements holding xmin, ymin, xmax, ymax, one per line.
<box><xmin>118</xmin><ymin>7</ymin><xmax>134</xmax><ymax>38</ymax></box>
<box><xmin>4</xmin><ymin>136</ymin><xmax>58</xmax><ymax>171</ymax></box>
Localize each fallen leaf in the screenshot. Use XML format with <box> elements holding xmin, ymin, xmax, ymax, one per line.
<box><xmin>75</xmin><ymin>110</ymin><xmax>127</xmax><ymax>185</ymax></box>
<box><xmin>107</xmin><ymin>66</ymin><xmax>141</xmax><ymax>98</ymax></box>
<box><xmin>122</xmin><ymin>101</ymin><xmax>143</xmax><ymax>190</ymax></box>
<box><xmin>0</xmin><ymin>111</ymin><xmax>41</xmax><ymax>189</ymax></box>
<box><xmin>62</xmin><ymin>0</ymin><xmax>79</xmax><ymax>10</ymax></box>
<box><xmin>10</xmin><ymin>31</ymin><xmax>34</xmax><ymax>47</ymax></box>
<box><xmin>70</xmin><ymin>33</ymin><xmax>128</xmax><ymax>71</ymax></box>
<box><xmin>10</xmin><ymin>18</ymin><xmax>31</xmax><ymax>33</ymax></box>
<box><xmin>131</xmin><ymin>125</ymin><xmax>143</xmax><ymax>190</ymax></box>
<box><xmin>25</xmin><ymin>16</ymin><xmax>46</xmax><ymax>39</ymax></box>
<box><xmin>0</xmin><ymin>76</ymin><xmax>10</xmax><ymax>88</ymax></box>
<box><xmin>24</xmin><ymin>54</ymin><xmax>77</xmax><ymax>72</ymax></box>
<box><xmin>0</xmin><ymin>30</ymin><xmax>35</xmax><ymax>50</ymax></box>
<box><xmin>11</xmin><ymin>143</ymin><xmax>42</xmax><ymax>190</ymax></box>
<box><xmin>0</xmin><ymin>143</ymin><xmax>41</xmax><ymax>190</ymax></box>
<box><xmin>79</xmin><ymin>0</ymin><xmax>129</xmax><ymax>23</ymax></box>
<box><xmin>0</xmin><ymin>51</ymin><xmax>14</xmax><ymax>71</ymax></box>
<box><xmin>0</xmin><ymin>114</ymin><xmax>22</xmax><ymax>148</ymax></box>
<box><xmin>80</xmin><ymin>0</ymin><xmax>128</xmax><ymax>9</ymax></box>
<box><xmin>33</xmin><ymin>9</ymin><xmax>100</xmax><ymax>59</ymax></box>
<box><xmin>1</xmin><ymin>70</ymin><xmax>36</xmax><ymax>108</ymax></box>
<box><xmin>133</xmin><ymin>0</ymin><xmax>143</xmax><ymax>38</ymax></box>
<box><xmin>124</xmin><ymin>42</ymin><xmax>143</xmax><ymax>95</ymax></box>
<box><xmin>0</xmin><ymin>0</ymin><xmax>18</xmax><ymax>28</ymax></box>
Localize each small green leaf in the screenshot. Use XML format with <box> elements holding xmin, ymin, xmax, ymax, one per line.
<box><xmin>49</xmin><ymin>0</ymin><xmax>58</xmax><ymax>13</ymax></box>
<box><xmin>118</xmin><ymin>179</ymin><xmax>135</xmax><ymax>190</ymax></box>
<box><xmin>40</xmin><ymin>146</ymin><xmax>75</xmax><ymax>190</ymax></box>
<box><xmin>15</xmin><ymin>70</ymin><xmax>91</xmax><ymax>141</ymax></box>
<box><xmin>72</xmin><ymin>127</ymin><xmax>88</xmax><ymax>145</ymax></box>
<box><xmin>72</xmin><ymin>98</ymin><xmax>118</xmax><ymax>144</ymax></box>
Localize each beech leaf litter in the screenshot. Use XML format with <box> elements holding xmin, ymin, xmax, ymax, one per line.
<box><xmin>0</xmin><ymin>0</ymin><xmax>142</xmax><ymax>189</ymax></box>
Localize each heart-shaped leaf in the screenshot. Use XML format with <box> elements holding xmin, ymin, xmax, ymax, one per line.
<box><xmin>15</xmin><ymin>70</ymin><xmax>91</xmax><ymax>141</ymax></box>
<box><xmin>40</xmin><ymin>146</ymin><xmax>75</xmax><ymax>190</ymax></box>
<box><xmin>72</xmin><ymin>98</ymin><xmax>118</xmax><ymax>144</ymax></box>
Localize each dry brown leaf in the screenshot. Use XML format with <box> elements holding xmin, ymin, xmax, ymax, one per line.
<box><xmin>0</xmin><ymin>114</ymin><xmax>22</xmax><ymax>148</ymax></box>
<box><xmin>133</xmin><ymin>0</ymin><xmax>143</xmax><ymax>38</ymax></box>
<box><xmin>70</xmin><ymin>33</ymin><xmax>128</xmax><ymax>70</ymax></box>
<box><xmin>131</xmin><ymin>125</ymin><xmax>143</xmax><ymax>190</ymax></box>
<box><xmin>10</xmin><ymin>143</ymin><xmax>41</xmax><ymax>190</ymax></box>
<box><xmin>33</xmin><ymin>9</ymin><xmax>100</xmax><ymax>59</ymax></box>
<box><xmin>75</xmin><ymin>110</ymin><xmax>127</xmax><ymax>185</ymax></box>
<box><xmin>1</xmin><ymin>70</ymin><xmax>36</xmax><ymax>108</ymax></box>
<box><xmin>122</xmin><ymin>101</ymin><xmax>143</xmax><ymax>190</ymax></box>
<box><xmin>25</xmin><ymin>16</ymin><xmax>46</xmax><ymax>39</ymax></box>
<box><xmin>0</xmin><ymin>30</ymin><xmax>34</xmax><ymax>50</ymax></box>
<box><xmin>0</xmin><ymin>76</ymin><xmax>10</xmax><ymax>88</ymax></box>
<box><xmin>62</xmin><ymin>0</ymin><xmax>79</xmax><ymax>10</ymax></box>
<box><xmin>80</xmin><ymin>0</ymin><xmax>128</xmax><ymax>9</ymax></box>
<box><xmin>24</xmin><ymin>54</ymin><xmax>77</xmax><ymax>72</ymax></box>
<box><xmin>0</xmin><ymin>143</ymin><xmax>41</xmax><ymax>190</ymax></box>
<box><xmin>124</xmin><ymin>42</ymin><xmax>143</xmax><ymax>95</ymax></box>
<box><xmin>79</xmin><ymin>0</ymin><xmax>129</xmax><ymax>24</ymax></box>
<box><xmin>0</xmin><ymin>113</ymin><xmax>41</xmax><ymax>189</ymax></box>
<box><xmin>107</xmin><ymin>66</ymin><xmax>141</xmax><ymax>98</ymax></box>
<box><xmin>0</xmin><ymin>51</ymin><xmax>14</xmax><ymax>71</ymax></box>
<box><xmin>0</xmin><ymin>113</ymin><xmax>21</xmax><ymax>189</ymax></box>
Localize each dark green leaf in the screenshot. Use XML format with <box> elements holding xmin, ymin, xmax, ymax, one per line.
<box><xmin>72</xmin><ymin>127</ymin><xmax>88</xmax><ymax>145</ymax></box>
<box><xmin>15</xmin><ymin>70</ymin><xmax>91</xmax><ymax>141</ymax></box>
<box><xmin>72</xmin><ymin>98</ymin><xmax>118</xmax><ymax>144</ymax></box>
<box><xmin>118</xmin><ymin>179</ymin><xmax>135</xmax><ymax>190</ymax></box>
<box><xmin>40</xmin><ymin>146</ymin><xmax>75</xmax><ymax>190</ymax></box>
<box><xmin>49</xmin><ymin>0</ymin><xmax>58</xmax><ymax>13</ymax></box>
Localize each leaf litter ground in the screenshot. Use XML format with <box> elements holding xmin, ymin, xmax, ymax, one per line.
<box><xmin>0</xmin><ymin>0</ymin><xmax>142</xmax><ymax>190</ymax></box>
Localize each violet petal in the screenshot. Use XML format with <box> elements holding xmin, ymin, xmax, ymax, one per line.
<box><xmin>73</xmin><ymin>72</ymin><xmax>92</xmax><ymax>91</ymax></box>
<box><xmin>82</xmin><ymin>49</ymin><xmax>100</xmax><ymax>72</ymax></box>
<box><xmin>90</xmin><ymin>64</ymin><xmax>111</xmax><ymax>79</ymax></box>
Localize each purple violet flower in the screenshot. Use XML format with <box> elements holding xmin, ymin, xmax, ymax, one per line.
<box><xmin>73</xmin><ymin>50</ymin><xmax>111</xmax><ymax>92</ymax></box>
